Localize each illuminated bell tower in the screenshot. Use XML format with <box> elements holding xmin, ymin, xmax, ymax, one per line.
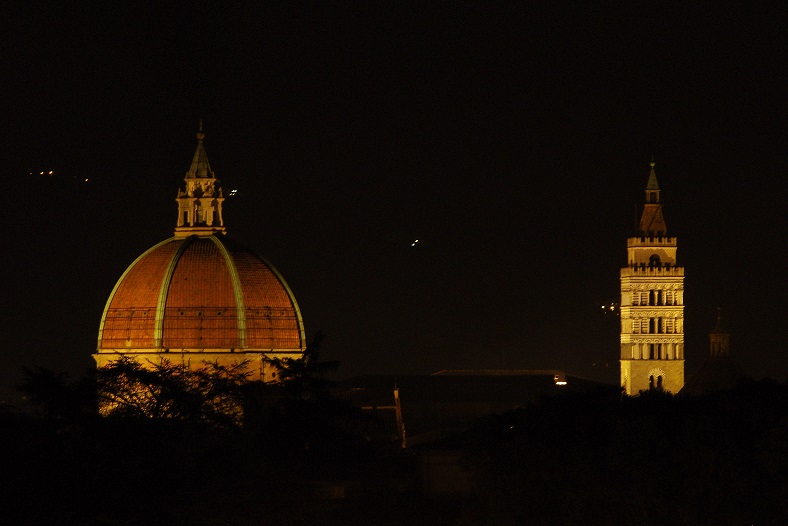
<box><xmin>175</xmin><ymin>122</ymin><xmax>226</xmax><ymax>236</ymax></box>
<box><xmin>620</xmin><ymin>161</ymin><xmax>685</xmax><ymax>394</ymax></box>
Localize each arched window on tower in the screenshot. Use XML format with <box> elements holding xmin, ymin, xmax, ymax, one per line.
<box><xmin>649</xmin><ymin>254</ymin><xmax>661</xmax><ymax>267</ymax></box>
<box><xmin>657</xmin><ymin>376</ymin><xmax>663</xmax><ymax>390</ymax></box>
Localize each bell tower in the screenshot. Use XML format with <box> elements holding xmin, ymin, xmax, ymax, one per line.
<box><xmin>620</xmin><ymin>161</ymin><xmax>685</xmax><ymax>394</ymax></box>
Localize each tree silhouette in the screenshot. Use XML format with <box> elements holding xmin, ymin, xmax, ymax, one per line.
<box><xmin>252</xmin><ymin>333</ymin><xmax>370</xmax><ymax>466</ymax></box>
<box><xmin>265</xmin><ymin>332</ymin><xmax>339</xmax><ymax>400</ymax></box>
<box><xmin>96</xmin><ymin>356</ymin><xmax>251</xmax><ymax>428</ymax></box>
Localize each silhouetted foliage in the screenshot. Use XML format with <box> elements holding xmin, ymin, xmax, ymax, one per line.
<box><xmin>252</xmin><ymin>333</ymin><xmax>371</xmax><ymax>469</ymax></box>
<box><xmin>97</xmin><ymin>356</ymin><xmax>251</xmax><ymax>428</ymax></box>
<box><xmin>265</xmin><ymin>332</ymin><xmax>340</xmax><ymax>400</ymax></box>
<box><xmin>10</xmin><ymin>358</ymin><xmax>786</xmax><ymax>525</ymax></box>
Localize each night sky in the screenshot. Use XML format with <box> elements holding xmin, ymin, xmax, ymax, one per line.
<box><xmin>2</xmin><ymin>3</ymin><xmax>785</xmax><ymax>401</ymax></box>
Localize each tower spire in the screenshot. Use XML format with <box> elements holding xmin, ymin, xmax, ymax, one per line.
<box><xmin>646</xmin><ymin>158</ymin><xmax>660</xmax><ymax>192</ymax></box>
<box><xmin>639</xmin><ymin>160</ymin><xmax>666</xmax><ymax>236</ymax></box>
<box><xmin>175</xmin><ymin>124</ymin><xmax>226</xmax><ymax>236</ymax></box>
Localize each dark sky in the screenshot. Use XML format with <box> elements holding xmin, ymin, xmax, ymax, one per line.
<box><xmin>2</xmin><ymin>2</ymin><xmax>785</xmax><ymax>401</ymax></box>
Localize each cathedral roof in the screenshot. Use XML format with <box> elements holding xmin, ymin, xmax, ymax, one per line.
<box><xmin>98</xmin><ymin>235</ymin><xmax>305</xmax><ymax>352</ymax></box>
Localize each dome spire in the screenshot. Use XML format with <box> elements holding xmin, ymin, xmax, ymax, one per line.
<box><xmin>187</xmin><ymin>119</ymin><xmax>213</xmax><ymax>179</ymax></box>
<box><xmin>175</xmin><ymin>124</ymin><xmax>226</xmax><ymax>236</ymax></box>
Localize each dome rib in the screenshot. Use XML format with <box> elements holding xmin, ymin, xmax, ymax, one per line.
<box><xmin>257</xmin><ymin>254</ymin><xmax>307</xmax><ymax>349</ymax></box>
<box><xmin>154</xmin><ymin>237</ymin><xmax>193</xmax><ymax>347</ymax></box>
<box><xmin>209</xmin><ymin>235</ymin><xmax>247</xmax><ymax>348</ymax></box>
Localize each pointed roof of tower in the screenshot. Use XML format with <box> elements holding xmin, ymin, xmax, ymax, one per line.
<box><xmin>638</xmin><ymin>160</ymin><xmax>667</xmax><ymax>235</ymax></box>
<box><xmin>646</xmin><ymin>159</ymin><xmax>659</xmax><ymax>190</ymax></box>
<box><xmin>187</xmin><ymin>120</ymin><xmax>215</xmax><ymax>179</ymax></box>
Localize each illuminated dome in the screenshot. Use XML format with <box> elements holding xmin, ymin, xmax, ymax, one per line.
<box><xmin>95</xmin><ymin>126</ymin><xmax>305</xmax><ymax>379</ymax></box>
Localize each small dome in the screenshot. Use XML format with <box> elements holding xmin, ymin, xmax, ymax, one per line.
<box><xmin>98</xmin><ymin>235</ymin><xmax>305</xmax><ymax>353</ymax></box>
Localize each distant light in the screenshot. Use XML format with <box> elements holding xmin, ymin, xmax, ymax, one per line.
<box><xmin>84</xmin><ymin>178</ymin><xmax>89</xmax><ymax>182</ymax></box>
<box><xmin>411</xmin><ymin>239</ymin><xmax>419</xmax><ymax>247</ymax></box>
<box><xmin>556</xmin><ymin>381</ymin><xmax>568</xmax><ymax>386</ymax></box>
<box><xmin>229</xmin><ymin>189</ymin><xmax>238</xmax><ymax>196</ymax></box>
<box><xmin>48</xmin><ymin>171</ymin><xmax>54</xmax><ymax>175</ymax></box>
<box><xmin>40</xmin><ymin>171</ymin><xmax>44</xmax><ymax>175</ymax></box>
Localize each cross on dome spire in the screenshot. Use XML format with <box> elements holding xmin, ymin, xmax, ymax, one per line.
<box><xmin>175</xmin><ymin>124</ymin><xmax>226</xmax><ymax>236</ymax></box>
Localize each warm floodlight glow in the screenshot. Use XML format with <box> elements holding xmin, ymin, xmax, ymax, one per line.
<box><xmin>556</xmin><ymin>381</ymin><xmax>567</xmax><ymax>386</ymax></box>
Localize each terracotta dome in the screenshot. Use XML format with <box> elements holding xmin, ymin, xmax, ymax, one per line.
<box><xmin>94</xmin><ymin>127</ymin><xmax>305</xmax><ymax>379</ymax></box>
<box><xmin>98</xmin><ymin>235</ymin><xmax>305</xmax><ymax>353</ymax></box>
